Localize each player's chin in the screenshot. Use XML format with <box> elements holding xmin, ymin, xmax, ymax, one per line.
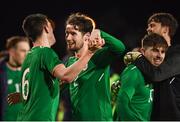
<box><xmin>153</xmin><ymin>62</ymin><xmax>162</xmax><ymax>67</ymax></box>
<box><xmin>68</xmin><ymin>47</ymin><xmax>78</xmax><ymax>52</ymax></box>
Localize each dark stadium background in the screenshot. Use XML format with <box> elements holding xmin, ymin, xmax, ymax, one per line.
<box><xmin>0</xmin><ymin>0</ymin><xmax>179</xmax><ymax>73</ymax></box>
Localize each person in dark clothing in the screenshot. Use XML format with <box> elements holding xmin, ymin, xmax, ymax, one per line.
<box><xmin>0</xmin><ymin>52</ymin><xmax>8</xmax><ymax>121</ymax></box>
<box><xmin>0</xmin><ymin>36</ymin><xmax>30</xmax><ymax>120</ymax></box>
<box><xmin>134</xmin><ymin>12</ymin><xmax>180</xmax><ymax>120</ymax></box>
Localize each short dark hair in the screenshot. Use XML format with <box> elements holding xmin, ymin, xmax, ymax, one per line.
<box><xmin>22</xmin><ymin>13</ymin><xmax>48</xmax><ymax>42</ymax></box>
<box><xmin>65</xmin><ymin>12</ymin><xmax>96</xmax><ymax>35</ymax></box>
<box><xmin>148</xmin><ymin>13</ymin><xmax>178</xmax><ymax>38</ymax></box>
<box><xmin>142</xmin><ymin>33</ymin><xmax>168</xmax><ymax>50</ymax></box>
<box><xmin>6</xmin><ymin>36</ymin><xmax>29</xmax><ymax>50</ymax></box>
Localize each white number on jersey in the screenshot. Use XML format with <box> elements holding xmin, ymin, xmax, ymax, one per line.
<box><xmin>15</xmin><ymin>83</ymin><xmax>20</xmax><ymax>92</ymax></box>
<box><xmin>22</xmin><ymin>68</ymin><xmax>30</xmax><ymax>100</ymax></box>
<box><xmin>148</xmin><ymin>89</ymin><xmax>154</xmax><ymax>103</ymax></box>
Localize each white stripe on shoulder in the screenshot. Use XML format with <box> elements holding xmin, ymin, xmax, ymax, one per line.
<box><xmin>130</xmin><ymin>66</ymin><xmax>137</xmax><ymax>70</ymax></box>
<box><xmin>169</xmin><ymin>77</ymin><xmax>175</xmax><ymax>84</ymax></box>
<box><xmin>98</xmin><ymin>73</ymin><xmax>104</xmax><ymax>82</ymax></box>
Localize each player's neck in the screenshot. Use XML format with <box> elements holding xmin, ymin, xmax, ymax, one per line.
<box><xmin>74</xmin><ymin>47</ymin><xmax>85</xmax><ymax>58</ymax></box>
<box><xmin>6</xmin><ymin>60</ymin><xmax>21</xmax><ymax>71</ymax></box>
<box><xmin>163</xmin><ymin>35</ymin><xmax>171</xmax><ymax>46</ymax></box>
<box><xmin>166</xmin><ymin>38</ymin><xmax>171</xmax><ymax>47</ymax></box>
<box><xmin>33</xmin><ymin>35</ymin><xmax>51</xmax><ymax>48</ymax></box>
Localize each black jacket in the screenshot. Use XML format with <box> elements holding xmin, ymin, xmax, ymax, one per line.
<box><xmin>0</xmin><ymin>57</ymin><xmax>8</xmax><ymax>120</ymax></box>
<box><xmin>134</xmin><ymin>45</ymin><xmax>180</xmax><ymax>120</ymax></box>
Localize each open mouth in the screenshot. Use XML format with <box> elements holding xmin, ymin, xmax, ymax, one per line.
<box><xmin>67</xmin><ymin>42</ymin><xmax>74</xmax><ymax>45</ymax></box>
<box><xmin>67</xmin><ymin>42</ymin><xmax>75</xmax><ymax>48</ymax></box>
<box><xmin>154</xmin><ymin>59</ymin><xmax>162</xmax><ymax>64</ymax></box>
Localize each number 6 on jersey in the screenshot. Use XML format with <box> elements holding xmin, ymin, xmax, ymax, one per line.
<box><xmin>22</xmin><ymin>68</ymin><xmax>30</xmax><ymax>100</ymax></box>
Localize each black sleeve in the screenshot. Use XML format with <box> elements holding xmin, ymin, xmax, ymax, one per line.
<box><xmin>0</xmin><ymin>61</ymin><xmax>7</xmax><ymax>120</ymax></box>
<box><xmin>134</xmin><ymin>45</ymin><xmax>180</xmax><ymax>82</ymax></box>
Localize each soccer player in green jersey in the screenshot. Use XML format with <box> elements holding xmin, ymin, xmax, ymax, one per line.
<box><xmin>16</xmin><ymin>13</ymin><xmax>99</xmax><ymax>121</ymax></box>
<box><xmin>0</xmin><ymin>36</ymin><xmax>30</xmax><ymax>120</ymax></box>
<box><xmin>115</xmin><ymin>33</ymin><xmax>168</xmax><ymax>121</ymax></box>
<box><xmin>64</xmin><ymin>12</ymin><xmax>125</xmax><ymax>121</ymax></box>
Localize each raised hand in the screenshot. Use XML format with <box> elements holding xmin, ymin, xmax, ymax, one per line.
<box><xmin>88</xmin><ymin>29</ymin><xmax>105</xmax><ymax>52</ymax></box>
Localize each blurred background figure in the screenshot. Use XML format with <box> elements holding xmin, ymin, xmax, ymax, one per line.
<box><xmin>0</xmin><ymin>36</ymin><xmax>30</xmax><ymax>121</ymax></box>
<box><xmin>0</xmin><ymin>50</ymin><xmax>8</xmax><ymax>120</ymax></box>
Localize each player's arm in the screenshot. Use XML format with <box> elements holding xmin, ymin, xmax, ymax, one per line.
<box><xmin>100</xmin><ymin>30</ymin><xmax>126</xmax><ymax>57</ymax></box>
<box><xmin>42</xmin><ymin>38</ymin><xmax>99</xmax><ymax>83</ymax></box>
<box><xmin>90</xmin><ymin>29</ymin><xmax>126</xmax><ymax>57</ymax></box>
<box><xmin>89</xmin><ymin>29</ymin><xmax>126</xmax><ymax>66</ymax></box>
<box><xmin>116</xmin><ymin>65</ymin><xmax>139</xmax><ymax>120</ymax></box>
<box><xmin>134</xmin><ymin>46</ymin><xmax>180</xmax><ymax>82</ymax></box>
<box><xmin>52</xmin><ymin>38</ymin><xmax>100</xmax><ymax>83</ymax></box>
<box><xmin>52</xmin><ymin>52</ymin><xmax>93</xmax><ymax>83</ymax></box>
<box><xmin>117</xmin><ymin>91</ymin><xmax>139</xmax><ymax>120</ymax></box>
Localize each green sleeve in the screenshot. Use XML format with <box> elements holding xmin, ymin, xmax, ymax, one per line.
<box><xmin>120</xmin><ymin>65</ymin><xmax>140</xmax><ymax>100</ymax></box>
<box><xmin>42</xmin><ymin>48</ymin><xmax>63</xmax><ymax>73</ymax></box>
<box><xmin>100</xmin><ymin>30</ymin><xmax>126</xmax><ymax>57</ymax></box>
<box><xmin>116</xmin><ymin>65</ymin><xmax>140</xmax><ymax>120</ymax></box>
<box><xmin>119</xmin><ymin>66</ymin><xmax>139</xmax><ymax>99</ymax></box>
<box><xmin>91</xmin><ymin>30</ymin><xmax>126</xmax><ymax>67</ymax></box>
<box><xmin>116</xmin><ymin>92</ymin><xmax>139</xmax><ymax>120</ymax></box>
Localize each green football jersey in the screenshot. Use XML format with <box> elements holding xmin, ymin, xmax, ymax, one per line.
<box><xmin>66</xmin><ymin>30</ymin><xmax>125</xmax><ymax>120</ymax></box>
<box><xmin>3</xmin><ymin>66</ymin><xmax>22</xmax><ymax>120</ymax></box>
<box><xmin>17</xmin><ymin>46</ymin><xmax>62</xmax><ymax>121</ymax></box>
<box><xmin>115</xmin><ymin>64</ymin><xmax>153</xmax><ymax>121</ymax></box>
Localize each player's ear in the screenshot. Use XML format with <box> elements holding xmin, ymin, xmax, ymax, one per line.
<box><xmin>44</xmin><ymin>25</ymin><xmax>49</xmax><ymax>33</ymax></box>
<box><xmin>140</xmin><ymin>48</ymin><xmax>145</xmax><ymax>55</ymax></box>
<box><xmin>8</xmin><ymin>48</ymin><xmax>15</xmax><ymax>57</ymax></box>
<box><xmin>163</xmin><ymin>26</ymin><xmax>169</xmax><ymax>37</ymax></box>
